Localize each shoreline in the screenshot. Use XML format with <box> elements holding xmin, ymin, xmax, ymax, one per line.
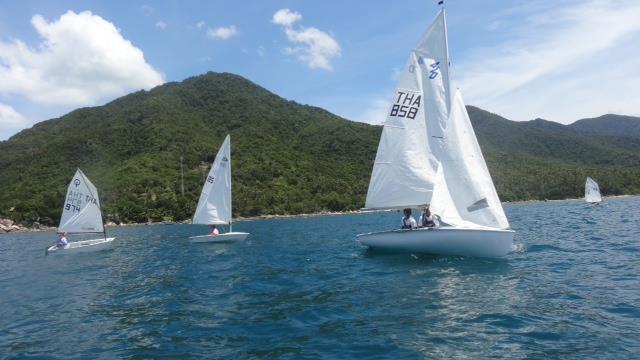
<box><xmin>2</xmin><ymin>194</ymin><xmax>636</xmax><ymax>234</ymax></box>
<box><xmin>503</xmin><ymin>194</ymin><xmax>633</xmax><ymax>205</ymax></box>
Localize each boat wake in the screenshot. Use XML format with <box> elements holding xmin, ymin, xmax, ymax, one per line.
<box><xmin>511</xmin><ymin>243</ymin><xmax>526</xmax><ymax>253</ymax></box>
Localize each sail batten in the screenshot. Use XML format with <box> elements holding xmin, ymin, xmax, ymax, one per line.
<box><xmin>193</xmin><ymin>135</ymin><xmax>232</xmax><ymax>225</ymax></box>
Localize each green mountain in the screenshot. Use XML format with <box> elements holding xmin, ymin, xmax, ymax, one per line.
<box><xmin>569</xmin><ymin>114</ymin><xmax>640</xmax><ymax>136</ymax></box>
<box><xmin>468</xmin><ymin>106</ymin><xmax>640</xmax><ymax>200</ymax></box>
<box><xmin>0</xmin><ymin>72</ymin><xmax>380</xmax><ymax>224</ymax></box>
<box><xmin>1</xmin><ymin>72</ymin><xmax>640</xmax><ymax>225</ymax></box>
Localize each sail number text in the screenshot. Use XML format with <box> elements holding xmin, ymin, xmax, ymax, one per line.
<box><xmin>65</xmin><ymin>190</ymin><xmax>98</xmax><ymax>213</ymax></box>
<box><xmin>65</xmin><ymin>203</ymin><xmax>81</xmax><ymax>212</ymax></box>
<box><xmin>390</xmin><ymin>91</ymin><xmax>421</xmax><ymax>120</ymax></box>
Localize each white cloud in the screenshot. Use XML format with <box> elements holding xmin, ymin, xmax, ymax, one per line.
<box><xmin>0</xmin><ymin>103</ymin><xmax>29</xmax><ymax>132</ymax></box>
<box><xmin>141</xmin><ymin>5</ymin><xmax>154</xmax><ymax>15</ymax></box>
<box><xmin>390</xmin><ymin>66</ymin><xmax>403</xmax><ymax>82</ymax></box>
<box><xmin>272</xmin><ymin>9</ymin><xmax>341</xmax><ymax>71</ymax></box>
<box><xmin>257</xmin><ymin>45</ymin><xmax>265</xmax><ymax>57</ymax></box>
<box><xmin>456</xmin><ymin>0</ymin><xmax>640</xmax><ymax>122</ymax></box>
<box><xmin>206</xmin><ymin>25</ymin><xmax>238</xmax><ymax>40</ymax></box>
<box><xmin>0</xmin><ymin>10</ymin><xmax>164</xmax><ymax>107</ymax></box>
<box><xmin>354</xmin><ymin>98</ymin><xmax>391</xmax><ymax>125</ymax></box>
<box><xmin>155</xmin><ymin>20</ymin><xmax>167</xmax><ymax>29</ymax></box>
<box><xmin>272</xmin><ymin>8</ymin><xmax>302</xmax><ymax>27</ymax></box>
<box><xmin>196</xmin><ymin>21</ymin><xmax>205</xmax><ymax>29</ymax></box>
<box><xmin>485</xmin><ymin>19</ymin><xmax>505</xmax><ymax>31</ymax></box>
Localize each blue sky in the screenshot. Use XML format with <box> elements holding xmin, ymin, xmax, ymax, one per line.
<box><xmin>1</xmin><ymin>0</ymin><xmax>639</xmax><ymax>140</ymax></box>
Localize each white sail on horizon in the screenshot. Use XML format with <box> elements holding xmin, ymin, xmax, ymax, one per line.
<box><xmin>193</xmin><ymin>135</ymin><xmax>232</xmax><ymax>225</ymax></box>
<box><xmin>58</xmin><ymin>169</ymin><xmax>104</xmax><ymax>233</ymax></box>
<box><xmin>363</xmin><ymin>9</ymin><xmax>510</xmax><ymax>230</ymax></box>
<box><xmin>585</xmin><ymin>177</ymin><xmax>602</xmax><ymax>203</ymax></box>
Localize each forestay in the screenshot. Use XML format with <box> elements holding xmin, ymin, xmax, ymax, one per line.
<box><xmin>364</xmin><ymin>11</ymin><xmax>450</xmax><ymax>210</ymax></box>
<box><xmin>193</xmin><ymin>135</ymin><xmax>232</xmax><ymax>225</ymax></box>
<box><xmin>58</xmin><ymin>169</ymin><xmax>104</xmax><ymax>233</ymax></box>
<box><xmin>585</xmin><ymin>177</ymin><xmax>602</xmax><ymax>203</ymax></box>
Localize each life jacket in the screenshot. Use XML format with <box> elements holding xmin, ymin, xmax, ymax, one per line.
<box><xmin>422</xmin><ymin>214</ymin><xmax>435</xmax><ymax>227</ymax></box>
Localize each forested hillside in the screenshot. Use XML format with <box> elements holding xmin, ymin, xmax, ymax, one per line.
<box><xmin>1</xmin><ymin>72</ymin><xmax>639</xmax><ymax>225</ymax></box>
<box><xmin>0</xmin><ymin>72</ymin><xmax>379</xmax><ymax>224</ymax></box>
<box><xmin>468</xmin><ymin>107</ymin><xmax>640</xmax><ymax>201</ymax></box>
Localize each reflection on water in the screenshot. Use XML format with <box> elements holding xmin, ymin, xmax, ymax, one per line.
<box><xmin>1</xmin><ymin>196</ymin><xmax>639</xmax><ymax>358</ymax></box>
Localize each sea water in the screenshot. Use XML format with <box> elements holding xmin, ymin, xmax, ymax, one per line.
<box><xmin>1</xmin><ymin>197</ymin><xmax>638</xmax><ymax>358</ymax></box>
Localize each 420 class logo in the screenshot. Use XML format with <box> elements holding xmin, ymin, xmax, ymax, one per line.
<box><xmin>409</xmin><ymin>57</ymin><xmax>441</xmax><ymax>80</ymax></box>
<box><xmin>389</xmin><ymin>91</ymin><xmax>421</xmax><ymax>120</ymax></box>
<box><xmin>429</xmin><ymin>61</ymin><xmax>441</xmax><ymax>79</ymax></box>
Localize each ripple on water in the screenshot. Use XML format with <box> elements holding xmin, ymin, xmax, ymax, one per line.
<box><xmin>1</xmin><ymin>196</ymin><xmax>640</xmax><ymax>358</ymax></box>
<box><xmin>526</xmin><ymin>244</ymin><xmax>568</xmax><ymax>253</ymax></box>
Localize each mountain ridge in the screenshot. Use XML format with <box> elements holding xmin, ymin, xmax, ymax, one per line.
<box><xmin>1</xmin><ymin>72</ymin><xmax>639</xmax><ymax>225</ymax></box>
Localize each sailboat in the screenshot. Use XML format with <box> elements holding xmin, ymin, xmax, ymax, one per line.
<box><xmin>46</xmin><ymin>169</ymin><xmax>115</xmax><ymax>254</ymax></box>
<box><xmin>585</xmin><ymin>177</ymin><xmax>602</xmax><ymax>203</ymax></box>
<box><xmin>356</xmin><ymin>7</ymin><xmax>515</xmax><ymax>257</ymax></box>
<box><xmin>189</xmin><ymin>135</ymin><xmax>249</xmax><ymax>243</ymax></box>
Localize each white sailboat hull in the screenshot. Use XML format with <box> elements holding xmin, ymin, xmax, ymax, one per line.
<box><xmin>47</xmin><ymin>237</ymin><xmax>115</xmax><ymax>254</ymax></box>
<box><xmin>356</xmin><ymin>227</ymin><xmax>514</xmax><ymax>258</ymax></box>
<box><xmin>189</xmin><ymin>232</ymin><xmax>250</xmax><ymax>243</ymax></box>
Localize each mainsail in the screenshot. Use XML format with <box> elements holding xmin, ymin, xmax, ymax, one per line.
<box><xmin>585</xmin><ymin>177</ymin><xmax>602</xmax><ymax>203</ymax></box>
<box><xmin>364</xmin><ymin>9</ymin><xmax>509</xmax><ymax>230</ymax></box>
<box><xmin>58</xmin><ymin>169</ymin><xmax>104</xmax><ymax>233</ymax></box>
<box><xmin>193</xmin><ymin>135</ymin><xmax>232</xmax><ymax>225</ymax></box>
<box><xmin>364</xmin><ymin>11</ymin><xmax>449</xmax><ymax>210</ymax></box>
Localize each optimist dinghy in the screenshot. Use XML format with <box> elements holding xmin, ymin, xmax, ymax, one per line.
<box><xmin>189</xmin><ymin>135</ymin><xmax>249</xmax><ymax>243</ymax></box>
<box><xmin>47</xmin><ymin>169</ymin><xmax>115</xmax><ymax>254</ymax></box>
<box><xmin>356</xmin><ymin>6</ymin><xmax>514</xmax><ymax>257</ymax></box>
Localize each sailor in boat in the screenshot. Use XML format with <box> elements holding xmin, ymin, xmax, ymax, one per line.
<box><xmin>401</xmin><ymin>208</ymin><xmax>418</xmax><ymax>230</ymax></box>
<box><xmin>56</xmin><ymin>231</ymin><xmax>69</xmax><ymax>249</ymax></box>
<box><xmin>209</xmin><ymin>225</ymin><xmax>219</xmax><ymax>236</ymax></box>
<box><xmin>418</xmin><ymin>206</ymin><xmax>437</xmax><ymax>228</ymax></box>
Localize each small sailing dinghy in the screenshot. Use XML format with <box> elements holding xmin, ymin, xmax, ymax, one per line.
<box><xmin>585</xmin><ymin>177</ymin><xmax>602</xmax><ymax>203</ymax></box>
<box><xmin>46</xmin><ymin>169</ymin><xmax>115</xmax><ymax>254</ymax></box>
<box><xmin>189</xmin><ymin>135</ymin><xmax>249</xmax><ymax>243</ymax></box>
<box><xmin>356</xmin><ymin>7</ymin><xmax>514</xmax><ymax>257</ymax></box>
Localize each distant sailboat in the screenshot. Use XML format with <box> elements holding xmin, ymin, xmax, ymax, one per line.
<box><xmin>189</xmin><ymin>135</ymin><xmax>249</xmax><ymax>243</ymax></box>
<box><xmin>47</xmin><ymin>169</ymin><xmax>115</xmax><ymax>254</ymax></box>
<box><xmin>356</xmin><ymin>8</ymin><xmax>515</xmax><ymax>257</ymax></box>
<box><xmin>585</xmin><ymin>177</ymin><xmax>602</xmax><ymax>203</ymax></box>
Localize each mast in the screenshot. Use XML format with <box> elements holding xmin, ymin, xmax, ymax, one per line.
<box><xmin>229</xmin><ymin>137</ymin><xmax>233</xmax><ymax>233</ymax></box>
<box><xmin>441</xmin><ymin>2</ymin><xmax>452</xmax><ymax>112</ymax></box>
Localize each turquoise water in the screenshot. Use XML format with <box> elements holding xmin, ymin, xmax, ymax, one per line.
<box><xmin>1</xmin><ymin>197</ymin><xmax>639</xmax><ymax>359</ymax></box>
